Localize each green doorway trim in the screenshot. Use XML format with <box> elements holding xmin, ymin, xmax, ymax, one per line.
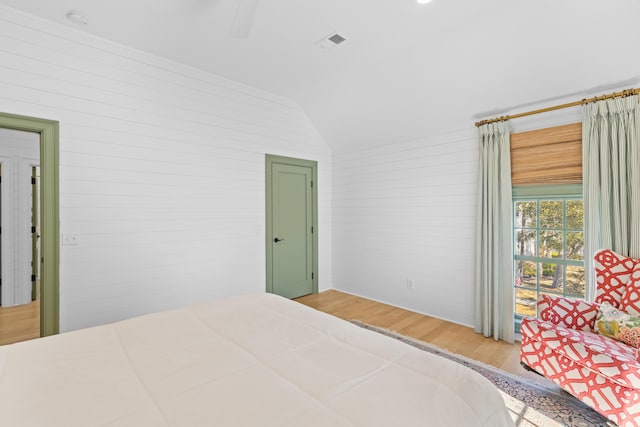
<box><xmin>265</xmin><ymin>154</ymin><xmax>318</xmax><ymax>296</ymax></box>
<box><xmin>0</xmin><ymin>112</ymin><xmax>59</xmax><ymax>337</ymax></box>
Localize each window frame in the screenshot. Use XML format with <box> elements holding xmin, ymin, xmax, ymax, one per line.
<box><xmin>512</xmin><ymin>184</ymin><xmax>584</xmax><ymax>332</ymax></box>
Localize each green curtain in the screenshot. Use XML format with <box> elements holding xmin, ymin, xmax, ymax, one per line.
<box><xmin>583</xmin><ymin>95</ymin><xmax>640</xmax><ymax>299</ymax></box>
<box><xmin>475</xmin><ymin>122</ymin><xmax>514</xmax><ymax>343</ymax></box>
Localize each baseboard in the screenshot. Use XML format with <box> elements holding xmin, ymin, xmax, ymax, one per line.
<box><xmin>329</xmin><ymin>287</ymin><xmax>476</xmax><ymax>330</ymax></box>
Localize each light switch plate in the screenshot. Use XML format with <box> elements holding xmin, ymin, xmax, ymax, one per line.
<box><xmin>62</xmin><ymin>233</ymin><xmax>80</xmax><ymax>246</ymax></box>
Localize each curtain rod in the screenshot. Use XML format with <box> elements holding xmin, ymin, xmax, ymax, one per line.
<box><xmin>474</xmin><ymin>88</ymin><xmax>640</xmax><ymax>127</ymax></box>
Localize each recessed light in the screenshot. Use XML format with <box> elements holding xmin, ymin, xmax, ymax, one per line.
<box><xmin>417</xmin><ymin>0</ymin><xmax>433</xmax><ymax>4</ymax></box>
<box><xmin>65</xmin><ymin>10</ymin><xmax>87</xmax><ymax>25</ymax></box>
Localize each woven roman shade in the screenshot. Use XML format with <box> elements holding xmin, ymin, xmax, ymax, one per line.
<box><xmin>510</xmin><ymin>122</ymin><xmax>582</xmax><ymax>185</ymax></box>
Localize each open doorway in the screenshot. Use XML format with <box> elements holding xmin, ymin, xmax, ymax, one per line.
<box><xmin>0</xmin><ymin>113</ymin><xmax>59</xmax><ymax>345</ymax></box>
<box><xmin>0</xmin><ymin>129</ymin><xmax>40</xmax><ymax>344</ymax></box>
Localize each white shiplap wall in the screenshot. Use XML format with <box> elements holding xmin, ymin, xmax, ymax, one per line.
<box><xmin>332</xmin><ymin>126</ymin><xmax>479</xmax><ymax>327</ymax></box>
<box><xmin>0</xmin><ymin>6</ymin><xmax>332</xmax><ymax>332</ymax></box>
<box><xmin>331</xmin><ymin>104</ymin><xmax>586</xmax><ymax>327</ymax></box>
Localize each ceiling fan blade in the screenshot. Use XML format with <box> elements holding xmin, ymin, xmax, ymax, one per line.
<box><xmin>230</xmin><ymin>0</ymin><xmax>259</xmax><ymax>38</ymax></box>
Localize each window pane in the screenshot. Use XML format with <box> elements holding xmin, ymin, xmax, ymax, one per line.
<box><xmin>515</xmin><ymin>288</ymin><xmax>537</xmax><ymax>317</ymax></box>
<box><xmin>513</xmin><ymin>192</ymin><xmax>585</xmax><ymax>328</ymax></box>
<box><xmin>566</xmin><ymin>265</ymin><xmax>586</xmax><ymax>298</ymax></box>
<box><xmin>566</xmin><ymin>232</ymin><xmax>584</xmax><ymax>260</ymax></box>
<box><xmin>540</xmin><ymin>200</ymin><xmax>563</xmax><ymax>229</ymax></box>
<box><xmin>539</xmin><ymin>230</ymin><xmax>563</xmax><ymax>258</ymax></box>
<box><xmin>540</xmin><ymin>262</ymin><xmax>563</xmax><ymax>293</ymax></box>
<box><xmin>515</xmin><ymin>230</ymin><xmax>536</xmax><ymax>257</ymax></box>
<box><xmin>515</xmin><ymin>201</ymin><xmax>537</xmax><ymax>228</ymax></box>
<box><xmin>515</xmin><ymin>261</ymin><xmax>536</xmax><ymax>289</ymax></box>
<box><xmin>566</xmin><ymin>200</ymin><xmax>584</xmax><ymax>229</ymax></box>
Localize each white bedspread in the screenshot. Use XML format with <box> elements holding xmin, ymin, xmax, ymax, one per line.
<box><xmin>0</xmin><ymin>293</ymin><xmax>512</xmax><ymax>426</ymax></box>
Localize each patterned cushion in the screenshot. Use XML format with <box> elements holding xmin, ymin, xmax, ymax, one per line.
<box><xmin>521</xmin><ymin>317</ymin><xmax>640</xmax><ymax>389</ymax></box>
<box><xmin>522</xmin><ymin>249</ymin><xmax>640</xmax><ymax>426</ymax></box>
<box><xmin>537</xmin><ymin>294</ymin><xmax>598</xmax><ymax>331</ymax></box>
<box><xmin>595</xmin><ymin>303</ymin><xmax>640</xmax><ymax>349</ymax></box>
<box><xmin>520</xmin><ymin>319</ymin><xmax>640</xmax><ymax>426</ymax></box>
<box><xmin>621</xmin><ymin>264</ymin><xmax>640</xmax><ymax>316</ymax></box>
<box><xmin>594</xmin><ymin>249</ymin><xmax>639</xmax><ymax>307</ymax></box>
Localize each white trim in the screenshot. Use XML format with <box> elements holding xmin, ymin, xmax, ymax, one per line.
<box><xmin>0</xmin><ymin>157</ymin><xmax>13</xmax><ymax>306</ymax></box>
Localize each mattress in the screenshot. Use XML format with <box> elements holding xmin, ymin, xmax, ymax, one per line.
<box><xmin>0</xmin><ymin>293</ymin><xmax>512</xmax><ymax>426</ymax></box>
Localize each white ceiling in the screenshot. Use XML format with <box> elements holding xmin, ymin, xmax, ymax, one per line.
<box><xmin>2</xmin><ymin>0</ymin><xmax>640</xmax><ymax>150</ymax></box>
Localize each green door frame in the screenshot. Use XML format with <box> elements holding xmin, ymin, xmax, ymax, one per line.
<box><xmin>0</xmin><ymin>112</ymin><xmax>59</xmax><ymax>337</ymax></box>
<box><xmin>265</xmin><ymin>154</ymin><xmax>318</xmax><ymax>295</ymax></box>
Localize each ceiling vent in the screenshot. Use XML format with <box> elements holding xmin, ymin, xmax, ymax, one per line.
<box><xmin>328</xmin><ymin>34</ymin><xmax>346</xmax><ymax>45</ymax></box>
<box><xmin>318</xmin><ymin>32</ymin><xmax>347</xmax><ymax>49</ymax></box>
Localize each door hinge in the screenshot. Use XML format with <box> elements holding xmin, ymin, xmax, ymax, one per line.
<box><xmin>31</xmin><ymin>274</ymin><xmax>36</xmax><ymax>282</ymax></box>
<box><xmin>31</xmin><ymin>176</ymin><xmax>36</xmax><ymax>185</ymax></box>
<box><xmin>311</xmin><ymin>180</ymin><xmax>313</xmax><ymax>188</ymax></box>
<box><xmin>312</xmin><ymin>272</ymin><xmax>314</xmax><ymax>280</ymax></box>
<box><xmin>31</xmin><ymin>226</ymin><xmax>36</xmax><ymax>233</ymax></box>
<box><xmin>311</xmin><ymin>226</ymin><xmax>314</xmax><ymax>234</ymax></box>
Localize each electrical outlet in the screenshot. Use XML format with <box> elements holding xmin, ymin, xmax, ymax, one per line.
<box><xmin>406</xmin><ymin>278</ymin><xmax>414</xmax><ymax>290</ymax></box>
<box><xmin>62</xmin><ymin>233</ymin><xmax>80</xmax><ymax>246</ymax></box>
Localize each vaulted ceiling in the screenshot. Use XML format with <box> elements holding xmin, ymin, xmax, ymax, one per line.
<box><xmin>2</xmin><ymin>0</ymin><xmax>640</xmax><ymax>151</ymax></box>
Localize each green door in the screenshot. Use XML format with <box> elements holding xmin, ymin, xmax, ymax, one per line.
<box><xmin>266</xmin><ymin>156</ymin><xmax>317</xmax><ymax>299</ymax></box>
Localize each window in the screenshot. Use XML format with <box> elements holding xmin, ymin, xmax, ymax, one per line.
<box><xmin>513</xmin><ymin>186</ymin><xmax>585</xmax><ymax>325</ymax></box>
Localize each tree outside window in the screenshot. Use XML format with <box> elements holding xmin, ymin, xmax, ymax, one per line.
<box><xmin>514</xmin><ymin>197</ymin><xmax>584</xmax><ymax>319</ymax></box>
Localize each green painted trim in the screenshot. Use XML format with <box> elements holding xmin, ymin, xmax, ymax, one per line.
<box><xmin>0</xmin><ymin>112</ymin><xmax>59</xmax><ymax>336</ymax></box>
<box><xmin>265</xmin><ymin>154</ymin><xmax>318</xmax><ymax>296</ymax></box>
<box><xmin>513</xmin><ymin>184</ymin><xmax>582</xmax><ymax>198</ymax></box>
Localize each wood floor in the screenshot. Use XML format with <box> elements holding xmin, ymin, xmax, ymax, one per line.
<box><xmin>296</xmin><ymin>289</ymin><xmax>552</xmax><ymax>385</ymax></box>
<box><xmin>0</xmin><ymin>300</ymin><xmax>40</xmax><ymax>346</ymax></box>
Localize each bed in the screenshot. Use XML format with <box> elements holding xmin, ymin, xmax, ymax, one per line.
<box><xmin>0</xmin><ymin>293</ymin><xmax>512</xmax><ymax>426</ymax></box>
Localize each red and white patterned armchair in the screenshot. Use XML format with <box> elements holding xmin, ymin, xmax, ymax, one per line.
<box><xmin>520</xmin><ymin>249</ymin><xmax>640</xmax><ymax>427</ymax></box>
